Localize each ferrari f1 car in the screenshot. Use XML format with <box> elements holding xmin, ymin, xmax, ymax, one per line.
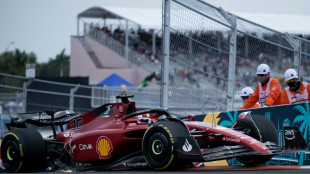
<box><xmin>0</xmin><ymin>95</ymin><xmax>308</xmax><ymax>172</ymax></box>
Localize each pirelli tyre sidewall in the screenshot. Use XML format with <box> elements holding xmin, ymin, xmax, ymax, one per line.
<box><xmin>233</xmin><ymin>114</ymin><xmax>277</xmax><ymax>166</ymax></box>
<box><xmin>1</xmin><ymin>128</ymin><xmax>47</xmax><ymax>173</ymax></box>
<box><xmin>142</xmin><ymin>121</ymin><xmax>189</xmax><ymax>170</ymax></box>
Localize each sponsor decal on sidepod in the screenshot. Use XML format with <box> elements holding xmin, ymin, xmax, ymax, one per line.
<box><xmin>96</xmin><ymin>136</ymin><xmax>113</xmax><ymax>159</ymax></box>
<box><xmin>182</xmin><ymin>138</ymin><xmax>193</xmax><ymax>152</ymax></box>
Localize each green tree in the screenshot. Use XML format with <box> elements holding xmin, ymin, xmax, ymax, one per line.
<box><xmin>36</xmin><ymin>49</ymin><xmax>69</xmax><ymax>77</ymax></box>
<box><xmin>0</xmin><ymin>49</ymin><xmax>37</xmax><ymax>76</ymax></box>
<box><xmin>1</xmin><ymin>48</ymin><xmax>70</xmax><ymax>78</ymax></box>
<box><xmin>0</xmin><ymin>49</ymin><xmax>37</xmax><ymax>92</ymax></box>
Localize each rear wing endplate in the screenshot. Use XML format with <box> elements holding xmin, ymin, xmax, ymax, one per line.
<box><xmin>283</xmin><ymin>126</ymin><xmax>308</xmax><ymax>153</ymax></box>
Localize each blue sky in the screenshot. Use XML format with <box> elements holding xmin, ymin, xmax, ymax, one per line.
<box><xmin>1</xmin><ymin>0</ymin><xmax>309</xmax><ymax>63</ymax></box>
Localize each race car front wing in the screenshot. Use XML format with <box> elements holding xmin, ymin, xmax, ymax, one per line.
<box><xmin>176</xmin><ymin>126</ymin><xmax>307</xmax><ymax>163</ymax></box>
<box><xmin>176</xmin><ymin>137</ymin><xmax>282</xmax><ymax>162</ymax></box>
<box><xmin>201</xmin><ymin>142</ymin><xmax>282</xmax><ymax>162</ymax></box>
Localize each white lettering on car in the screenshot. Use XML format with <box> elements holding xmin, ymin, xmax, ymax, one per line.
<box><xmin>223</xmin><ymin>137</ymin><xmax>240</xmax><ymax>143</ymax></box>
<box><xmin>79</xmin><ymin>144</ymin><xmax>93</xmax><ymax>150</ymax></box>
<box><xmin>64</xmin><ymin>132</ymin><xmax>84</xmax><ymax>138</ymax></box>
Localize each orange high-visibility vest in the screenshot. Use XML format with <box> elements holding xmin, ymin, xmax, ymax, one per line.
<box><xmin>258</xmin><ymin>78</ymin><xmax>272</xmax><ymax>106</ymax></box>
<box><xmin>285</xmin><ymin>82</ymin><xmax>308</xmax><ymax>104</ymax></box>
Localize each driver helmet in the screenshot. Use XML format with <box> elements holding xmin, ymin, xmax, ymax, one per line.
<box><xmin>256</xmin><ymin>64</ymin><xmax>270</xmax><ymax>74</ymax></box>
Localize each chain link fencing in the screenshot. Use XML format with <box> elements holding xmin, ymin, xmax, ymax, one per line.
<box><xmin>163</xmin><ymin>0</ymin><xmax>310</xmax><ymax>115</ymax></box>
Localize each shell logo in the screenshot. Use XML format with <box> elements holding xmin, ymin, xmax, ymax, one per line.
<box><xmin>96</xmin><ymin>136</ymin><xmax>113</xmax><ymax>159</ymax></box>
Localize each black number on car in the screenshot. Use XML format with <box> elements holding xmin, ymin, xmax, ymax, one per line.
<box><xmin>71</xmin><ymin>118</ymin><xmax>84</xmax><ymax>130</ymax></box>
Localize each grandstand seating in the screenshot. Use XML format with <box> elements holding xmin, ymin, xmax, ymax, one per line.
<box><xmin>72</xmin><ymin>20</ymin><xmax>310</xmax><ymax>113</ymax></box>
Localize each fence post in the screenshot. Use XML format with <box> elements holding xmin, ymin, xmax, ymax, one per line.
<box><xmin>22</xmin><ymin>79</ymin><xmax>33</xmax><ymax>113</ymax></box>
<box><xmin>296</xmin><ymin>39</ymin><xmax>301</xmax><ymax>75</ymax></box>
<box><xmin>245</xmin><ymin>35</ymin><xmax>249</xmax><ymax>59</ymax></box>
<box><xmin>69</xmin><ymin>84</ymin><xmax>80</xmax><ymax>111</ymax></box>
<box><xmin>218</xmin><ymin>7</ymin><xmax>237</xmax><ymax>111</ymax></box>
<box><xmin>284</xmin><ymin>33</ymin><xmax>301</xmax><ymax>74</ymax></box>
<box><xmin>84</xmin><ymin>23</ymin><xmax>86</xmax><ymax>36</ymax></box>
<box><xmin>152</xmin><ymin>29</ymin><xmax>156</xmax><ymax>55</ymax></box>
<box><xmin>125</xmin><ymin>19</ymin><xmax>129</xmax><ymax>68</ymax></box>
<box><xmin>22</xmin><ymin>82</ymin><xmax>27</xmax><ymax>113</ymax></box>
<box><xmin>161</xmin><ymin>0</ymin><xmax>171</xmax><ymax>110</ymax></box>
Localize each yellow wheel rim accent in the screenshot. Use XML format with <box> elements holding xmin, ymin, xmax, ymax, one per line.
<box><xmin>152</xmin><ymin>140</ymin><xmax>163</xmax><ymax>155</ymax></box>
<box><xmin>6</xmin><ymin>146</ymin><xmax>14</xmax><ymax>161</ymax></box>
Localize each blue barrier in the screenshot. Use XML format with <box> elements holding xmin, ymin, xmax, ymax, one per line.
<box><xmin>192</xmin><ymin>102</ymin><xmax>310</xmax><ymax>166</ymax></box>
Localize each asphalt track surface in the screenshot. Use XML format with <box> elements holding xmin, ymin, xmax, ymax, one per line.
<box><xmin>48</xmin><ymin>165</ymin><xmax>310</xmax><ymax>174</ymax></box>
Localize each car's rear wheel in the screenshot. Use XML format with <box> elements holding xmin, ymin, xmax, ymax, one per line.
<box><xmin>1</xmin><ymin>128</ymin><xmax>47</xmax><ymax>172</ymax></box>
<box><xmin>142</xmin><ymin>121</ymin><xmax>190</xmax><ymax>170</ymax></box>
<box><xmin>233</xmin><ymin>114</ymin><xmax>277</xmax><ymax>166</ymax></box>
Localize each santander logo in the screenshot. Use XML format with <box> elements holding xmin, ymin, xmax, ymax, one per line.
<box><xmin>182</xmin><ymin>139</ymin><xmax>192</xmax><ymax>152</ymax></box>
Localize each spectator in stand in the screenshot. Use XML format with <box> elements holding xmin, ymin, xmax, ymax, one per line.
<box><xmin>240</xmin><ymin>87</ymin><xmax>261</xmax><ymax>108</ymax></box>
<box><xmin>279</xmin><ymin>69</ymin><xmax>310</xmax><ymax>105</ymax></box>
<box><xmin>241</xmin><ymin>64</ymin><xmax>281</xmax><ymax>109</ymax></box>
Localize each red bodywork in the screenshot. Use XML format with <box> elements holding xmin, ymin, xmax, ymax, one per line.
<box><xmin>184</xmin><ymin>121</ymin><xmax>271</xmax><ymax>155</ymax></box>
<box><xmin>55</xmin><ymin>99</ymin><xmax>271</xmax><ymax>163</ymax></box>
<box><xmin>57</xmin><ymin>101</ymin><xmax>153</xmax><ymax>162</ymax></box>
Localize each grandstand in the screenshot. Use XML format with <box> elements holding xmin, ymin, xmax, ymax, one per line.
<box><xmin>70</xmin><ymin>2</ymin><xmax>310</xmax><ymax>115</ymax></box>
<box><xmin>71</xmin><ymin>6</ymin><xmax>162</xmax><ymax>85</ymax></box>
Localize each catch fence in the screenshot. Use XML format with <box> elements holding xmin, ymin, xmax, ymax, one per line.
<box><xmin>161</xmin><ymin>0</ymin><xmax>310</xmax><ymax>115</ymax></box>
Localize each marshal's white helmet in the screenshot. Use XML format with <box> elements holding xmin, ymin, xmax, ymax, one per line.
<box><xmin>240</xmin><ymin>87</ymin><xmax>254</xmax><ymax>97</ymax></box>
<box><xmin>256</xmin><ymin>64</ymin><xmax>270</xmax><ymax>74</ymax></box>
<box><xmin>284</xmin><ymin>69</ymin><xmax>298</xmax><ymax>81</ymax></box>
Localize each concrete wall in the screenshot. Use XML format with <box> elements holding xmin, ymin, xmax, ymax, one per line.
<box><xmin>70</xmin><ymin>36</ymin><xmax>150</xmax><ymax>85</ymax></box>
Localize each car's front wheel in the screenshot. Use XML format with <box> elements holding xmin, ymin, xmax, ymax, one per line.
<box><xmin>1</xmin><ymin>128</ymin><xmax>47</xmax><ymax>172</ymax></box>
<box><xmin>142</xmin><ymin>121</ymin><xmax>190</xmax><ymax>170</ymax></box>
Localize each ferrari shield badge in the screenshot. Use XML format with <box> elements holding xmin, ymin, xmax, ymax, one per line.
<box><xmin>96</xmin><ymin>136</ymin><xmax>113</xmax><ymax>159</ymax></box>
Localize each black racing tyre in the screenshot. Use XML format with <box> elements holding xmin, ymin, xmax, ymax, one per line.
<box><xmin>142</xmin><ymin>121</ymin><xmax>190</xmax><ymax>170</ymax></box>
<box><xmin>1</xmin><ymin>128</ymin><xmax>47</xmax><ymax>172</ymax></box>
<box><xmin>233</xmin><ymin>114</ymin><xmax>277</xmax><ymax>166</ymax></box>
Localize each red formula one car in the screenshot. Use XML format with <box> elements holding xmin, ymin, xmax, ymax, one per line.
<box><xmin>0</xmin><ymin>95</ymin><xmax>308</xmax><ymax>172</ymax></box>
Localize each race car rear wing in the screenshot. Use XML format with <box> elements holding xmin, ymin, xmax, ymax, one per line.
<box><xmin>283</xmin><ymin>126</ymin><xmax>308</xmax><ymax>153</ymax></box>
<box><xmin>5</xmin><ymin>110</ymin><xmax>79</xmax><ymax>138</ymax></box>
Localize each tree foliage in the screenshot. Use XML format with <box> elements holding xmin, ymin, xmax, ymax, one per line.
<box><xmin>0</xmin><ymin>49</ymin><xmax>36</xmax><ymax>76</ymax></box>
<box><xmin>0</xmin><ymin>48</ymin><xmax>70</xmax><ymax>77</ymax></box>
<box><xmin>36</xmin><ymin>49</ymin><xmax>70</xmax><ymax>77</ymax></box>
